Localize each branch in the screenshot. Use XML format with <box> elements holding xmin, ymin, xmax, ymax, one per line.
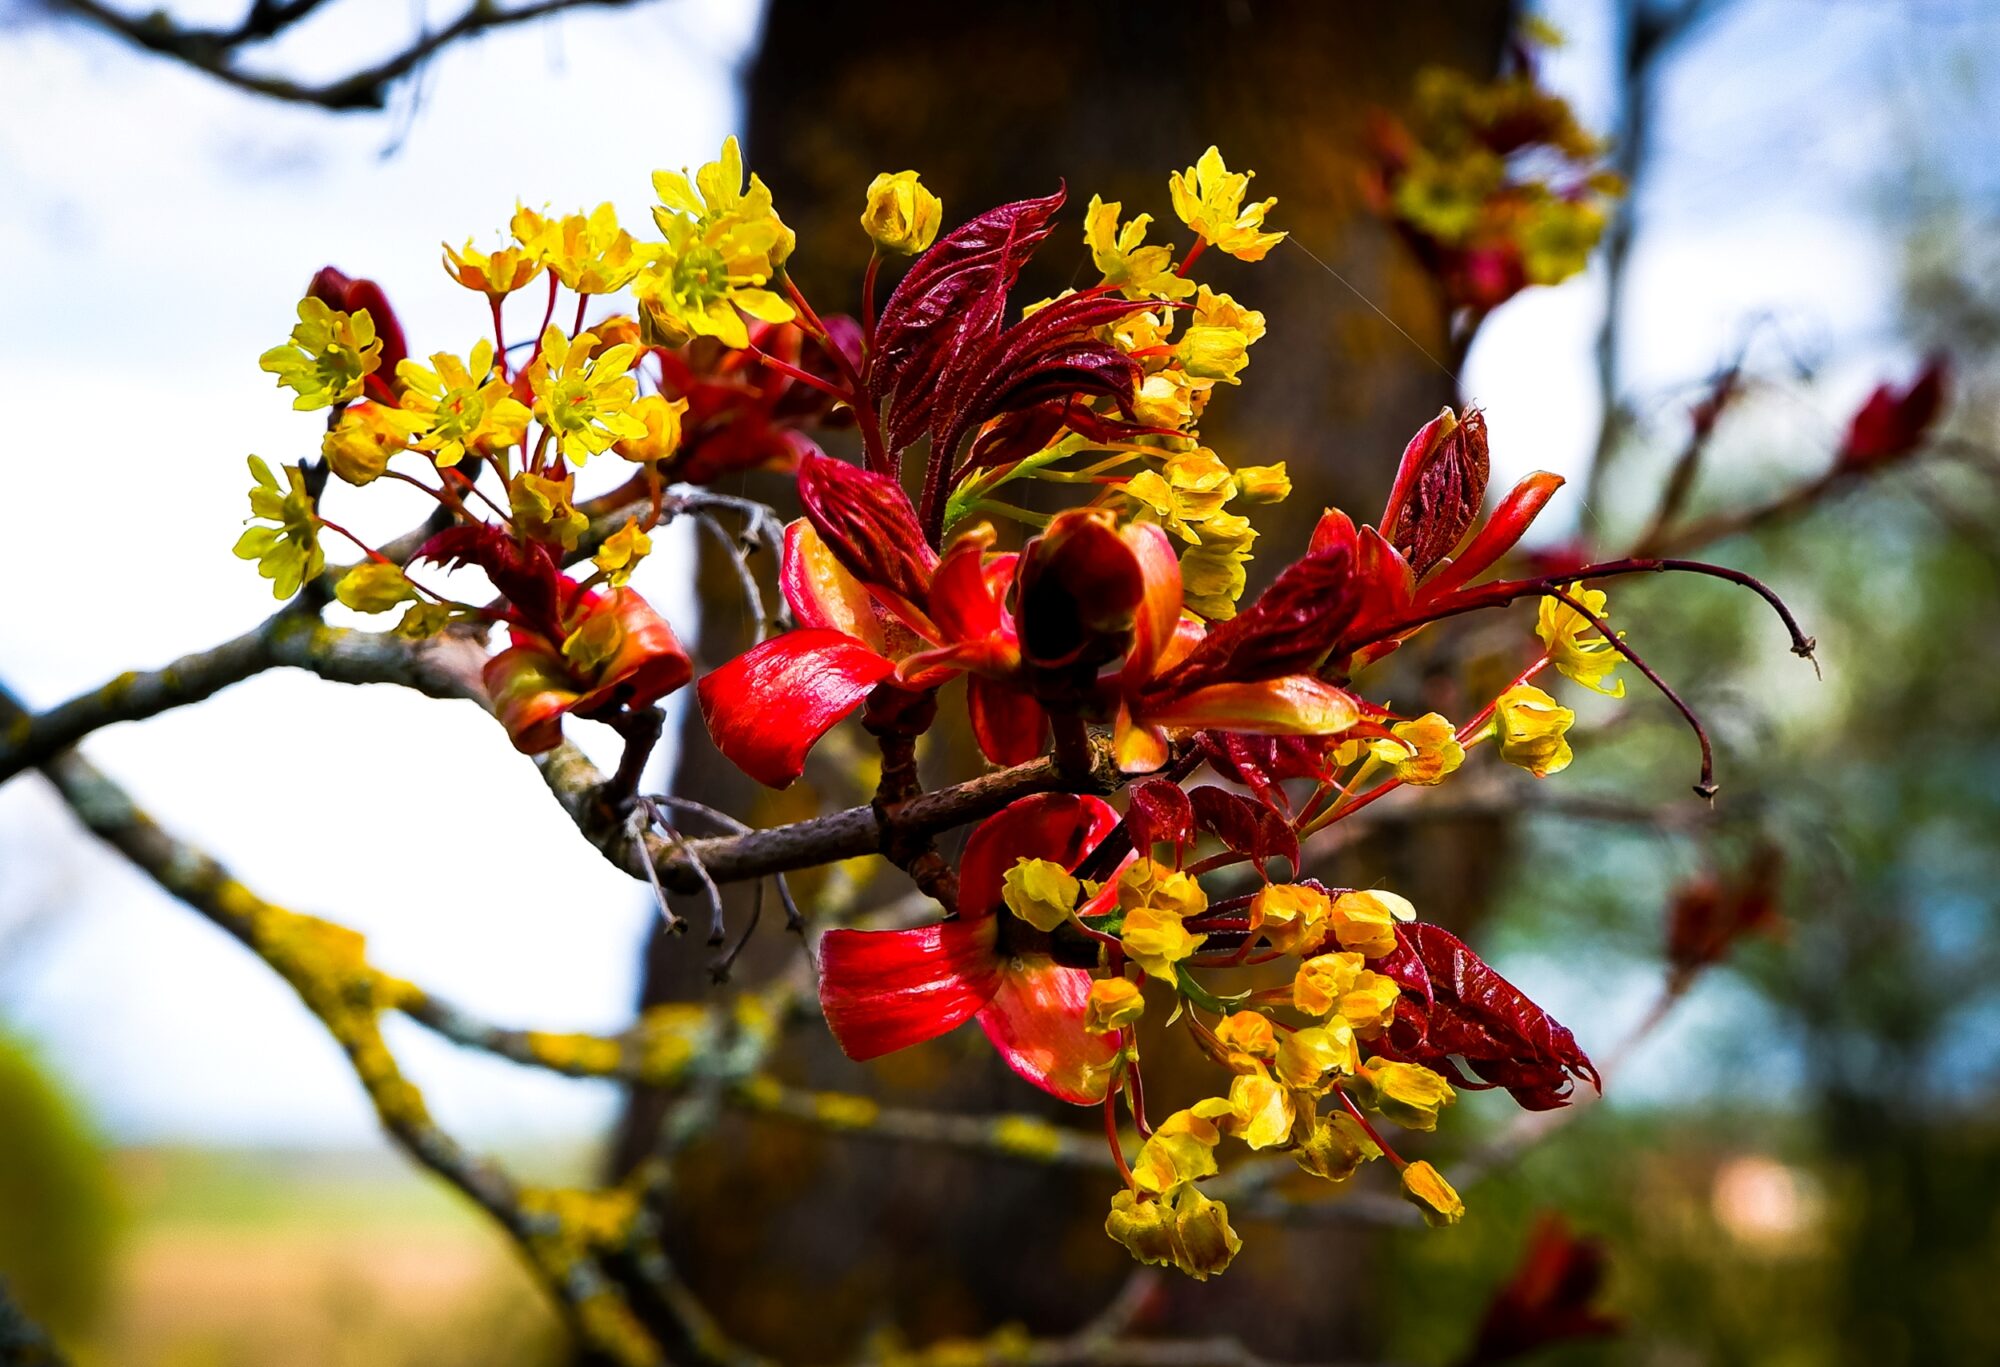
<box><xmin>59</xmin><ymin>0</ymin><xmax>667</xmax><ymax>111</ymax></box>
<box><xmin>727</xmin><ymin>1079</ymin><xmax>1115</xmax><ymax>1170</ymax></box>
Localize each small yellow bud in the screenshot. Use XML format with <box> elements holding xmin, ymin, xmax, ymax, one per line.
<box><xmin>1368</xmin><ymin>712</ymin><xmax>1466</xmax><ymax>786</ymax></box>
<box><xmin>1214</xmin><ymin>1010</ymin><xmax>1278</xmax><ymax>1062</ymax></box>
<box><xmin>1175</xmin><ymin>325</ymin><xmax>1251</xmax><ymax>383</ymax></box>
<box><xmin>1495</xmin><ymin>684</ymin><xmax>1576</xmax><ymax>777</ymax></box>
<box><xmin>333</xmin><ymin>562</ymin><xmax>417</xmax><ymax>615</ymax></box>
<box><xmin>1292</xmin><ymin>1110</ymin><xmax>1380</xmax><ymax>1182</ymax></box>
<box><xmin>1222</xmin><ymin>1070</ymin><xmax>1295</xmax><ymax>1150</ymax></box>
<box><xmin>861</xmin><ymin>170</ymin><xmax>943</xmax><ymax>254</ymax></box>
<box><xmin>1131</xmin><ymin>1108</ymin><xmax>1222</xmax><ymax>1194</ymax></box>
<box><xmin>1339</xmin><ymin>970</ymin><xmax>1403</xmax><ymax>1038</ymax></box>
<box><xmin>1084</xmin><ymin>977</ymin><xmax>1146</xmax><ymax>1035</ymax></box>
<box><xmin>1400</xmin><ymin>1159</ymin><xmax>1465</xmax><ymax>1227</ymax></box>
<box><xmin>1294</xmin><ymin>951</ymin><xmax>1366</xmax><ymax>1017</ymax></box>
<box><xmin>614</xmin><ymin>393</ymin><xmax>689</xmax><ymax>465</ymax></box>
<box><xmin>1358</xmin><ymin>1059</ymin><xmax>1456</xmax><ymax>1132</ymax></box>
<box><xmin>1329</xmin><ymin>890</ymin><xmax>1412</xmax><ymax>957</ymax></box>
<box><xmin>1105</xmin><ymin>1189</ymin><xmax>1181</xmax><ymax>1268</ymax></box>
<box><xmin>1002</xmin><ymin>857</ymin><xmax>1081</xmax><ymax>932</ymax></box>
<box><xmin>1169</xmin><ymin>1186</ymin><xmax>1241</xmax><ymax>1279</ymax></box>
<box><xmin>1275</xmin><ymin>1024</ymin><xmax>1354</xmax><ymax>1091</ymax></box>
<box><xmin>593</xmin><ymin>518</ymin><xmax>652</xmax><ymax>588</ymax></box>
<box><xmin>1232</xmin><ymin>463</ymin><xmax>1291</xmax><ymax>503</ymax></box>
<box><xmin>1251</xmin><ymin>882</ymin><xmax>1333</xmax><ymax>955</ymax></box>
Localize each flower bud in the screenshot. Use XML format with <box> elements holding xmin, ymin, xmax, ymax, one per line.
<box><xmin>1001</xmin><ymin>857</ymin><xmax>1081</xmax><ymax>932</ymax></box>
<box><xmin>1084</xmin><ymin>978</ymin><xmax>1146</xmax><ymax>1035</ymax></box>
<box><xmin>1251</xmin><ymin>882</ymin><xmax>1332</xmax><ymax>955</ymax></box>
<box><xmin>860</xmin><ymin>171</ymin><xmax>943</xmax><ymax>254</ymax></box>
<box><xmin>1292</xmin><ymin>1109</ymin><xmax>1379</xmax><ymax>1182</ymax></box>
<box><xmin>1357</xmin><ymin>1059</ymin><xmax>1456</xmax><ymax>1131</ymax></box>
<box><xmin>1169</xmin><ymin>1186</ymin><xmax>1241</xmax><ymax>1279</ymax></box>
<box><xmin>1105</xmin><ymin>1189</ymin><xmax>1180</xmax><ymax>1268</ymax></box>
<box><xmin>1232</xmin><ymin>463</ymin><xmax>1291</xmax><ymax>503</ymax></box>
<box><xmin>1329</xmin><ymin>889</ymin><xmax>1412</xmax><ymax>957</ymax></box>
<box><xmin>1495</xmin><ymin>684</ymin><xmax>1576</xmax><ymax>778</ymax></box>
<box><xmin>1400</xmin><ymin>1159</ymin><xmax>1466</xmax><ymax>1227</ymax></box>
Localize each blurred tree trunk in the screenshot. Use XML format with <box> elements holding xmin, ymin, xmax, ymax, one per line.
<box><xmin>612</xmin><ymin>4</ymin><xmax>1516</xmax><ymax>1358</ymax></box>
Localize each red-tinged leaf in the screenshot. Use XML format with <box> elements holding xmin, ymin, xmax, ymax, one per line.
<box><xmin>1016</xmin><ymin>509</ymin><xmax>1147</xmax><ymax>696</ymax></box>
<box><xmin>483</xmin><ymin>635</ymin><xmax>578</xmax><ymax>756</ymax></box>
<box><xmin>796</xmin><ymin>453</ymin><xmax>937</xmax><ymax>627</ymax></box>
<box><xmin>1838</xmin><ymin>355</ymin><xmax>1948</xmax><ymax>469</ymax></box>
<box><xmin>1309</xmin><ymin>506</ymin><xmax>1360</xmax><ymax>559</ymax></box>
<box><xmin>959</xmin><ymin>792</ymin><xmax>1120</xmax><ymax>919</ymax></box>
<box><xmin>414</xmin><ymin>523</ymin><xmax>568</xmax><ymax>637</ymax></box>
<box><xmin>1369</xmin><ymin>921</ymin><xmax>1435</xmax><ymax>1008</ymax></box>
<box><xmin>1152</xmin><ymin>543</ymin><xmax>1359</xmax><ymax>696</ymax></box>
<box><xmin>1127</xmin><ymin>778</ymin><xmax>1195</xmax><ymax>855</ymax></box>
<box><xmin>930</xmin><ymin>290</ymin><xmax>1146</xmax><ymax>462</ymax></box>
<box><xmin>1188</xmin><ymin>785</ymin><xmax>1300</xmax><ymax>874</ymax></box>
<box><xmin>1665</xmin><ymin>849</ymin><xmax>1785</xmax><ymax>982</ymax></box>
<box><xmin>976</xmin><ymin>959</ymin><xmax>1119</xmax><ymax>1104</ymax></box>
<box><xmin>1422</xmin><ymin>471</ymin><xmax>1565</xmax><ymax>600</ymax></box>
<box><xmin>780</xmin><ymin>519</ymin><xmax>884</xmax><ymax>649</ymax></box>
<box><xmin>1466</xmin><ymin>1213</ymin><xmax>1621</xmax><ymax>1365</ymax></box>
<box><xmin>964</xmin><ymin>400</ymin><xmax>1179</xmax><ymax>472</ymax></box>
<box><xmin>1382</xmin><ymin>923</ymin><xmax>1598</xmax><ymax>1111</ymax></box>
<box><xmin>817</xmin><ymin>917</ymin><xmax>1003</xmax><ymax>1061</ymax></box>
<box><xmin>696</xmin><ymin>629</ymin><xmax>896</xmax><ymax>788</ymax></box>
<box><xmin>308</xmin><ymin>265</ymin><xmax>408</xmax><ymax>381</ymax></box>
<box><xmin>869</xmin><ymin>188</ymin><xmax>1068</xmax><ymax>451</ymax></box>
<box><xmin>567</xmin><ymin>587</ymin><xmax>692</xmax><ymax>719</ymax></box>
<box><xmin>1380</xmin><ymin>409</ymin><xmax>1489</xmax><ymax>577</ymax></box>
<box><xmin>1196</xmin><ymin>731</ymin><xmax>1340</xmax><ymax>813</ymax></box>
<box><xmin>1140</xmin><ymin>677</ymin><xmax>1362</xmax><ymax>743</ymax></box>
<box><xmin>967</xmin><ymin>675</ymin><xmax>1048</xmax><ymax>768</ymax></box>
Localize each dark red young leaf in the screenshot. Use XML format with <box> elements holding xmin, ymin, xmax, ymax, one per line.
<box><xmin>1127</xmin><ymin>779</ymin><xmax>1195</xmax><ymax>856</ymax></box>
<box><xmin>308</xmin><ymin>265</ymin><xmax>408</xmax><ymax>381</ymax></box>
<box><xmin>1188</xmin><ymin>785</ymin><xmax>1299</xmax><ymax>874</ymax></box>
<box><xmin>1196</xmin><ymin>731</ymin><xmax>1341</xmax><ymax>814</ymax></box>
<box><xmin>1379</xmin><ymin>922</ymin><xmax>1598</xmax><ymax>1111</ymax></box>
<box><xmin>1665</xmin><ymin>848</ymin><xmax>1785</xmax><ymax>984</ymax></box>
<box><xmin>414</xmin><ymin>523</ymin><xmax>565</xmax><ymax>636</ymax></box>
<box><xmin>1462</xmin><ymin>1213</ymin><xmax>1621</xmax><ymax>1365</ymax></box>
<box><xmin>1838</xmin><ymin>355</ymin><xmax>1948</xmax><ymax>469</ymax></box>
<box><xmin>795</xmin><ymin>453</ymin><xmax>937</xmax><ymax>616</ymax></box>
<box><xmin>868</xmin><ymin>188</ymin><xmax>1067</xmax><ymax>451</ymax></box>
<box><xmin>929</xmin><ymin>289</ymin><xmax>1146</xmax><ymax>464</ymax></box>
<box><xmin>1015</xmin><ymin>510</ymin><xmax>1146</xmax><ymax>695</ymax></box>
<box><xmin>1152</xmin><ymin>542</ymin><xmax>1360</xmax><ymax>699</ymax></box>
<box><xmin>1380</xmin><ymin>409</ymin><xmax>1490</xmax><ymax>578</ymax></box>
<box><xmin>964</xmin><ymin>400</ymin><xmax>1179</xmax><ymax>472</ymax></box>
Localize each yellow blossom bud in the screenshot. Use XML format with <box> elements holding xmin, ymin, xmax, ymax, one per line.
<box><xmin>1292</xmin><ymin>1109</ymin><xmax>1380</xmax><ymax>1182</ymax></box>
<box><xmin>1251</xmin><ymin>882</ymin><xmax>1332</xmax><ymax>955</ymax></box>
<box><xmin>1329</xmin><ymin>890</ymin><xmax>1413</xmax><ymax>958</ymax></box>
<box><xmin>396</xmin><ymin>601</ymin><xmax>457</xmax><ymax>641</ymax></box>
<box><xmin>1214</xmin><ymin>1010</ymin><xmax>1278</xmax><ymax>1062</ymax></box>
<box><xmin>593</xmin><ymin>518</ymin><xmax>652</xmax><ymax>588</ymax></box>
<box><xmin>1002</xmin><ymin>857</ymin><xmax>1082</xmax><ymax>932</ymax></box>
<box><xmin>322</xmin><ymin>401</ymin><xmax>427</xmax><ymax>486</ymax></box>
<box><xmin>1176</xmin><ymin>325</ymin><xmax>1252</xmax><ymax>383</ymax></box>
<box><xmin>1294</xmin><ymin>951</ymin><xmax>1366</xmax><ymax>1017</ymax></box>
<box><xmin>1121</xmin><ymin>907</ymin><xmax>1206</xmax><ymax>986</ymax></box>
<box><xmin>1131</xmin><ymin>1108</ymin><xmax>1222</xmax><ymax>1194</ymax></box>
<box><xmin>1133</xmin><ymin>370</ymin><xmax>1200</xmax><ymax>431</ymax></box>
<box><xmin>615</xmin><ymin>393</ymin><xmax>690</xmax><ymax>466</ymax></box>
<box><xmin>1084</xmin><ymin>978</ymin><xmax>1145</xmax><ymax>1035</ymax></box>
<box><xmin>1339</xmin><ymin>971</ymin><xmax>1403</xmax><ymax>1038</ymax></box>
<box><xmin>1400</xmin><ymin>1159</ymin><xmax>1466</xmax><ymax>1227</ymax></box>
<box><xmin>1169</xmin><ymin>1186</ymin><xmax>1241</xmax><ymax>1279</ymax></box>
<box><xmin>1537</xmin><ymin>584</ymin><xmax>1626</xmax><ymax>697</ymax></box>
<box><xmin>1495</xmin><ymin>684</ymin><xmax>1576</xmax><ymax>777</ymax></box>
<box><xmin>1232</xmin><ymin>463</ymin><xmax>1291</xmax><ymax>503</ymax></box>
<box><xmin>861</xmin><ymin>171</ymin><xmax>943</xmax><ymax>255</ymax></box>
<box><xmin>510</xmin><ymin>471</ymin><xmax>588</xmax><ymax>552</ymax></box>
<box><xmin>442</xmin><ymin>238</ymin><xmax>542</xmax><ymax>298</ymax></box>
<box><xmin>1368</xmin><ymin>712</ymin><xmax>1466</xmax><ymax>786</ymax></box>
<box><xmin>333</xmin><ymin>562</ymin><xmax>416</xmax><ymax>615</ymax></box>
<box><xmin>1105</xmin><ymin>1189</ymin><xmax>1181</xmax><ymax>1268</ymax></box>
<box><xmin>1275</xmin><ymin>1024</ymin><xmax>1354</xmax><ymax>1091</ymax></box>
<box><xmin>1223</xmin><ymin>1069</ymin><xmax>1295</xmax><ymax>1150</ymax></box>
<box><xmin>1358</xmin><ymin>1059</ymin><xmax>1456</xmax><ymax>1132</ymax></box>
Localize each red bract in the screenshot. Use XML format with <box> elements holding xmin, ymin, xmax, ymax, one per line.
<box><xmin>1371</xmin><ymin>922</ymin><xmax>1599</xmax><ymax>1111</ymax></box>
<box><xmin>307</xmin><ymin>264</ymin><xmax>408</xmax><ymax>385</ymax></box>
<box><xmin>483</xmin><ymin>586</ymin><xmax>692</xmax><ymax>754</ymax></box>
<box><xmin>1463</xmin><ymin>1214</ymin><xmax>1621</xmax><ymax>1364</ymax></box>
<box><xmin>816</xmin><ymin>792</ymin><xmax>1124</xmax><ymax>1104</ymax></box>
<box><xmin>1665</xmin><ymin>852</ymin><xmax>1785</xmax><ymax>986</ymax></box>
<box><xmin>1837</xmin><ymin>355</ymin><xmax>1947</xmax><ymax>469</ymax></box>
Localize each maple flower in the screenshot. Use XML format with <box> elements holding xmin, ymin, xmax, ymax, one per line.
<box><xmin>1537</xmin><ymin>583</ymin><xmax>1625</xmax><ymax>697</ymax></box>
<box><xmin>1002</xmin><ymin>858</ymin><xmax>1082</xmax><ymax>932</ymax></box>
<box><xmin>508</xmin><ymin>470</ymin><xmax>589</xmax><ymax>551</ymax></box>
<box><xmin>1294</xmin><ymin>951</ymin><xmax>1367</xmax><ymax>1018</ymax></box>
<box><xmin>1401</xmin><ymin>1159</ymin><xmax>1466</xmax><ymax>1227</ymax></box>
<box><xmin>321</xmin><ymin>401</ymin><xmax>428</xmax><ymax>486</ymax></box>
<box><xmin>1168</xmin><ymin>146</ymin><xmax>1286</xmax><ymax>261</ymax></box>
<box><xmin>233</xmin><ymin>456</ymin><xmax>323</xmax><ymax>598</ymax></box>
<box><xmin>511</xmin><ymin>203</ymin><xmax>643</xmax><ymax>295</ymax></box>
<box><xmin>1084</xmin><ymin>978</ymin><xmax>1146</xmax><ymax>1035</ymax></box>
<box><xmin>525</xmin><ymin>327</ymin><xmax>647</xmax><ymax>464</ymax></box>
<box><xmin>1249</xmin><ymin>882</ymin><xmax>1331</xmax><ymax>955</ymax></box>
<box><xmin>815</xmin><ymin>793</ymin><xmax>1125</xmax><ymax>1104</ymax></box>
<box><xmin>1105</xmin><ymin>1185</ymin><xmax>1241</xmax><ymax>1281</ymax></box>
<box><xmin>1329</xmin><ymin>889</ymin><xmax>1412</xmax><ymax>956</ymax></box>
<box><xmin>861</xmin><ymin>170</ymin><xmax>943</xmax><ymax>254</ymax></box>
<box><xmin>639</xmin><ymin>135</ymin><xmax>797</xmax><ymax>349</ymax></box>
<box><xmin>481</xmin><ymin>582</ymin><xmax>691</xmax><ymax>754</ymax></box>
<box><xmin>1131</xmin><ymin>1106</ymin><xmax>1227</xmax><ymax>1194</ymax></box>
<box><xmin>1115</xmin><ymin>859</ymin><xmax>1209</xmax><ymax>985</ymax></box>
<box><xmin>1357</xmin><ymin>1058</ymin><xmax>1457</xmax><ymax>1131</ymax></box>
<box><xmin>333</xmin><ymin>562</ymin><xmax>416</xmax><ymax>614</ymax></box>
<box><xmin>592</xmin><ymin>518</ymin><xmax>652</xmax><ymax>588</ymax></box>
<box><xmin>1084</xmin><ymin>194</ymin><xmax>1196</xmax><ymax>300</ymax></box>
<box><xmin>397</xmin><ymin>340</ymin><xmax>531</xmax><ymax>468</ymax></box>
<box><xmin>1495</xmin><ymin>683</ymin><xmax>1576</xmax><ymax>777</ymax></box>
<box><xmin>259</xmin><ymin>297</ymin><xmax>381</xmax><ymax>410</ymax></box>
<box><xmin>441</xmin><ymin>238</ymin><xmax>543</xmax><ymax>298</ymax></box>
<box><xmin>613</xmin><ymin>393</ymin><xmax>690</xmax><ymax>465</ymax></box>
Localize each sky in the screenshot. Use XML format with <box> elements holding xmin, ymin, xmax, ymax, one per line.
<box><xmin>0</xmin><ymin>0</ymin><xmax>1987</xmax><ymax>1144</ymax></box>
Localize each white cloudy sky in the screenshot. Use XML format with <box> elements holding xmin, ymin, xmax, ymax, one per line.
<box><xmin>0</xmin><ymin>0</ymin><xmax>1985</xmax><ymax>1144</ymax></box>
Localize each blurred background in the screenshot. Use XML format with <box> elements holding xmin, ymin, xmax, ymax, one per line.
<box><xmin>1</xmin><ymin>0</ymin><xmax>1996</xmax><ymax>1362</ymax></box>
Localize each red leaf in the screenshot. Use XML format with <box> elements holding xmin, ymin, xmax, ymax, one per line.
<box><xmin>976</xmin><ymin>959</ymin><xmax>1119</xmax><ymax>1104</ymax></box>
<box><xmin>1196</xmin><ymin>732</ymin><xmax>1342</xmax><ymax>814</ymax></box>
<box><xmin>958</xmin><ymin>792</ymin><xmax>1119</xmax><ymax>918</ymax></box>
<box><xmin>1421</xmin><ymin>471</ymin><xmax>1565</xmax><ymax>600</ymax></box>
<box><xmin>1381</xmin><ymin>923</ymin><xmax>1599</xmax><ymax>1111</ymax></box>
<box><xmin>414</xmin><ymin>523</ymin><xmax>567</xmax><ymax>636</ymax></box>
<box><xmin>1016</xmin><ymin>508</ymin><xmax>1148</xmax><ymax>698</ymax></box>
<box><xmin>817</xmin><ymin>917</ymin><xmax>1003</xmax><ymax>1061</ymax></box>
<box><xmin>868</xmin><ymin>188</ymin><xmax>1068</xmax><ymax>451</ymax></box>
<box><xmin>1188</xmin><ymin>785</ymin><xmax>1299</xmax><ymax>874</ymax></box>
<box><xmin>1153</xmin><ymin>542</ymin><xmax>1359</xmax><ymax>697</ymax></box>
<box><xmin>1838</xmin><ymin>355</ymin><xmax>1948</xmax><ymax>469</ymax></box>
<box><xmin>695</xmin><ymin>629</ymin><xmax>896</xmax><ymax>788</ymax></box>
<box><xmin>796</xmin><ymin>453</ymin><xmax>937</xmax><ymax>625</ymax></box>
<box><xmin>1381</xmin><ymin>409</ymin><xmax>1490</xmax><ymax>577</ymax></box>
<box><xmin>1665</xmin><ymin>849</ymin><xmax>1785</xmax><ymax>982</ymax></box>
<box><xmin>1127</xmin><ymin>779</ymin><xmax>1195</xmax><ymax>855</ymax></box>
<box><xmin>967</xmin><ymin>674</ymin><xmax>1048</xmax><ymax>768</ymax></box>
<box><xmin>1466</xmin><ymin>1214</ymin><xmax>1621</xmax><ymax>1364</ymax></box>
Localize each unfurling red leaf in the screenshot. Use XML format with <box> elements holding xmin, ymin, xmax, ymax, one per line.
<box><xmin>795</xmin><ymin>453</ymin><xmax>937</xmax><ymax>620</ymax></box>
<box><xmin>1196</xmin><ymin>731</ymin><xmax>1341</xmax><ymax>813</ymax></box>
<box><xmin>1188</xmin><ymin>785</ymin><xmax>1299</xmax><ymax>873</ymax></box>
<box><xmin>414</xmin><ymin>522</ymin><xmax>565</xmax><ymax>634</ymax></box>
<box><xmin>868</xmin><ymin>188</ymin><xmax>1068</xmax><ymax>451</ymax></box>
<box><xmin>1381</xmin><ymin>408</ymin><xmax>1489</xmax><ymax>578</ymax></box>
<box><xmin>1154</xmin><ymin>542</ymin><xmax>1360</xmax><ymax>697</ymax></box>
<box><xmin>1838</xmin><ymin>355</ymin><xmax>1947</xmax><ymax>469</ymax></box>
<box><xmin>1378</xmin><ymin>922</ymin><xmax>1598</xmax><ymax>1111</ymax></box>
<box><xmin>1127</xmin><ymin>779</ymin><xmax>1195</xmax><ymax>855</ymax></box>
